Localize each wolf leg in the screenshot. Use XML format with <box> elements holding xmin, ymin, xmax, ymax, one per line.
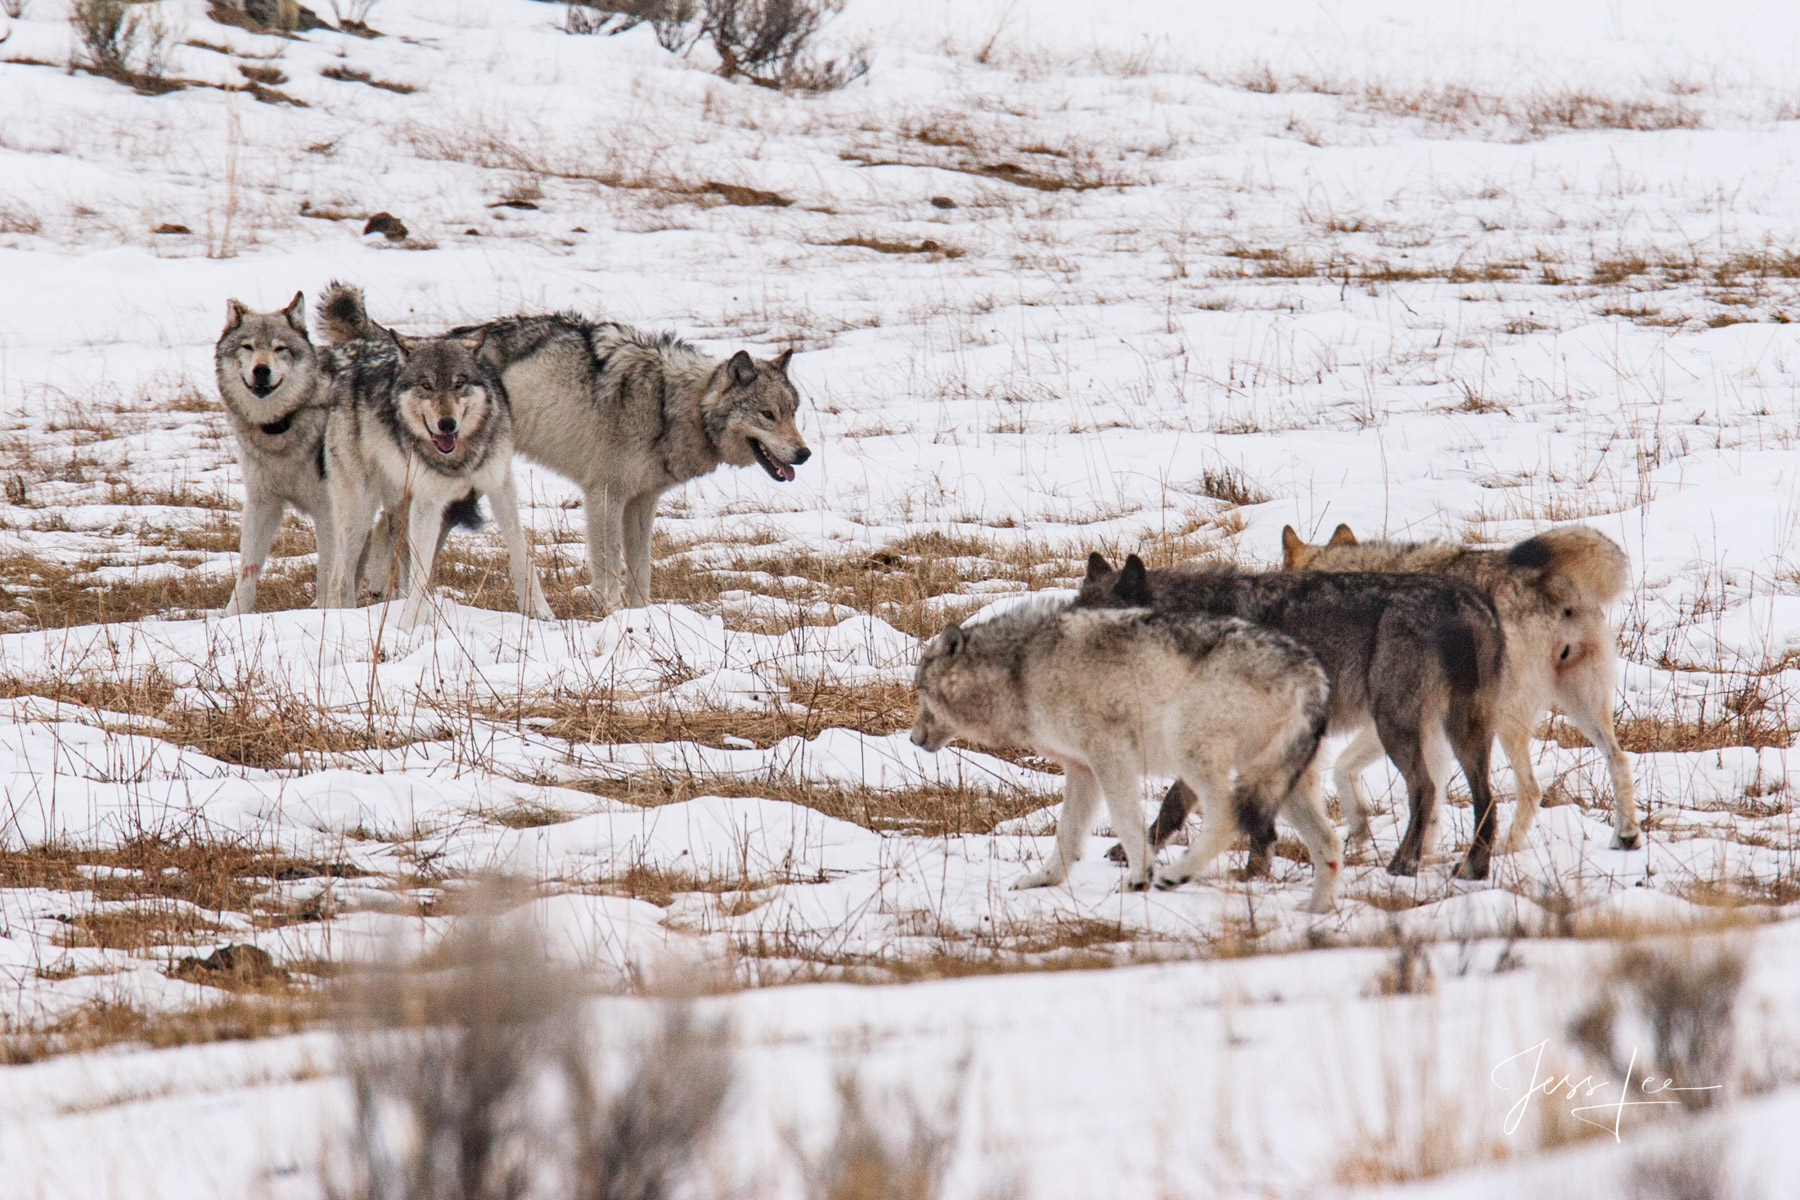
<box><xmin>1279</xmin><ymin>765</ymin><xmax>1342</xmax><ymax>913</ymax></box>
<box><xmin>1091</xmin><ymin>760</ymin><xmax>1155</xmax><ymax>891</ymax></box>
<box><xmin>1104</xmin><ymin>780</ymin><xmax>1193</xmax><ymax>864</ymax></box>
<box><xmin>1013</xmin><ymin>761</ymin><xmax>1100</xmax><ymax>889</ymax></box>
<box><xmin>1331</xmin><ymin>724</ymin><xmax>1384</xmax><ymax>845</ymax></box>
<box><xmin>490</xmin><ymin>468</ymin><xmax>553</xmax><ymax>620</ymax></box>
<box><xmin>1449</xmin><ymin>717</ymin><xmax>1498</xmax><ymax>881</ymax></box>
<box><xmin>327</xmin><ymin>485</ymin><xmax>380</xmax><ymax>609</ymax></box>
<box><xmin>396</xmin><ymin>493</ymin><xmax>447</xmax><ymax>630</ymax></box>
<box><xmin>225</xmin><ymin>492</ymin><xmax>283</xmax><ymax>616</ymax></box>
<box><xmin>1154</xmin><ymin>761</ymin><xmax>1236</xmax><ymax>890</ymax></box>
<box><xmin>1556</xmin><ymin>663</ymin><xmax>1640</xmax><ymax>850</ymax></box>
<box><xmin>1496</xmin><ymin>718</ymin><xmax>1543</xmax><ymax>853</ymax></box>
<box><xmin>622</xmin><ymin>493</ymin><xmax>658</xmax><ymax>608</ymax></box>
<box><xmin>359</xmin><ymin>509</ymin><xmax>404</xmax><ymax>601</ymax></box>
<box><xmin>1375</xmin><ymin>714</ymin><xmax>1433</xmax><ymax>877</ymax></box>
<box><xmin>583</xmin><ymin>489</ymin><xmax>627</xmax><ymax>613</ymax></box>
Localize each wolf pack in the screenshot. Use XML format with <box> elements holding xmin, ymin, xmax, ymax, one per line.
<box><xmin>216</xmin><ymin>286</ymin><xmax>1636</xmax><ymax>915</ymax></box>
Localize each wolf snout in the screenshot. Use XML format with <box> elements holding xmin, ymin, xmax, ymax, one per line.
<box><xmin>251</xmin><ymin>364</ymin><xmax>271</xmax><ymax>386</ymax></box>
<box><xmin>437</xmin><ymin>417</ymin><xmax>457</xmax><ymax>433</ymax></box>
<box><xmin>791</xmin><ymin>446</ymin><xmax>812</xmax><ymax>465</ymax></box>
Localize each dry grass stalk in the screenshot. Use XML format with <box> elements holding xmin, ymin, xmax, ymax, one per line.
<box><xmin>335</xmin><ymin>882</ymin><xmax>730</xmax><ymax>1200</ymax></box>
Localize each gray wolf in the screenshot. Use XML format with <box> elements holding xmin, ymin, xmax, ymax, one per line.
<box><xmin>320</xmin><ymin>321</ymin><xmax>550</xmax><ymax>629</ymax></box>
<box><xmin>1080</xmin><ymin>553</ymin><xmax>1506</xmax><ymax>880</ymax></box>
<box><xmin>214</xmin><ymin>292</ymin><xmax>335</xmax><ymax>616</ymax></box>
<box><xmin>321</xmin><ymin>291</ymin><xmax>811</xmax><ymax>612</ymax></box>
<box><xmin>1280</xmin><ymin>522</ymin><xmax>1637</xmax><ymax>852</ymax></box>
<box><xmin>909</xmin><ymin>599</ymin><xmax>1342</xmax><ymax>911</ymax></box>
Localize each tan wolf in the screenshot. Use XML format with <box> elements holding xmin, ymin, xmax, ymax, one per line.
<box><xmin>1281</xmin><ymin>523</ymin><xmax>1637</xmax><ymax>852</ymax></box>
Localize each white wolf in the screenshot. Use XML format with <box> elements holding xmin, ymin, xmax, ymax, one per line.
<box><xmin>213</xmin><ymin>292</ymin><xmax>335</xmax><ymax>615</ymax></box>
<box><xmin>910</xmin><ymin>600</ymin><xmax>1342</xmax><ymax>912</ymax></box>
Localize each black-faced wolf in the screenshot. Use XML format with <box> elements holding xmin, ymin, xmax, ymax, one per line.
<box><xmin>1281</xmin><ymin>522</ymin><xmax>1636</xmax><ymax>851</ymax></box>
<box><xmin>1080</xmin><ymin>554</ymin><xmax>1506</xmax><ymax>880</ymax></box>
<box><xmin>911</xmin><ymin>599</ymin><xmax>1342</xmax><ymax>911</ymax></box>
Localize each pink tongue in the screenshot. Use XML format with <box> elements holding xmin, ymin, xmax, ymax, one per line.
<box><xmin>431</xmin><ymin>433</ymin><xmax>456</xmax><ymax>454</ymax></box>
<box><xmin>777</xmin><ymin>461</ymin><xmax>796</xmax><ymax>482</ymax></box>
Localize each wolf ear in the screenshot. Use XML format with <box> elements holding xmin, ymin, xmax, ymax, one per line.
<box><xmin>391</xmin><ymin>332</ymin><xmax>417</xmax><ymax>360</ymax></box>
<box><xmin>773</xmin><ymin>348</ymin><xmax>794</xmax><ymax>375</ymax></box>
<box><xmin>224</xmin><ymin>298</ymin><xmax>248</xmax><ymax>331</ymax></box>
<box><xmin>1329</xmin><ymin>523</ymin><xmax>1358</xmax><ymax>546</ymax></box>
<box><xmin>1084</xmin><ymin>552</ymin><xmax>1113</xmax><ymax>583</ymax></box>
<box><xmin>727</xmin><ymin>350</ymin><xmax>757</xmax><ymax>387</ymax></box>
<box><xmin>281</xmin><ymin>291</ymin><xmax>307</xmax><ymax>333</ymax></box>
<box><xmin>1281</xmin><ymin>525</ymin><xmax>1303</xmax><ymax>567</ymax></box>
<box><xmin>941</xmin><ymin>623</ymin><xmax>964</xmax><ymax>655</ymax></box>
<box><xmin>1115</xmin><ymin>555</ymin><xmax>1152</xmax><ymax>605</ymax></box>
<box><xmin>457</xmin><ymin>328</ymin><xmax>489</xmax><ymax>356</ymax></box>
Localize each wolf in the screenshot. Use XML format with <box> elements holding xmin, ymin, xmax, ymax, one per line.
<box><xmin>320</xmin><ymin>324</ymin><xmax>551</xmax><ymax>629</ymax></box>
<box><xmin>214</xmin><ymin>292</ymin><xmax>335</xmax><ymax>615</ymax></box>
<box><xmin>1081</xmin><ymin>554</ymin><xmax>1507</xmax><ymax>880</ymax></box>
<box><xmin>318</xmin><ymin>291</ymin><xmax>811</xmax><ymax>612</ymax></box>
<box><xmin>1280</xmin><ymin>522</ymin><xmax>1637</xmax><ymax>853</ymax></box>
<box><xmin>910</xmin><ymin>599</ymin><xmax>1342</xmax><ymax>911</ymax></box>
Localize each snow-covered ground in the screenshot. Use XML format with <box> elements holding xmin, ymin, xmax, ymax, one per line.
<box><xmin>2</xmin><ymin>0</ymin><xmax>1799</xmax><ymax>1195</ymax></box>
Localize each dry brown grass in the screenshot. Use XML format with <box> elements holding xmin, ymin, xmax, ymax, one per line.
<box><xmin>566</xmin><ymin>772</ymin><xmax>1046</xmax><ymax>838</ymax></box>
<box><xmin>0</xmin><ymin>832</ymin><xmax>363</xmax><ymax>914</ymax></box>
<box><xmin>1</xmin><ymin>990</ymin><xmax>317</xmax><ymax>1064</ymax></box>
<box><xmin>0</xmin><ymin>669</ymin><xmax>416</xmax><ymax>769</ymax></box>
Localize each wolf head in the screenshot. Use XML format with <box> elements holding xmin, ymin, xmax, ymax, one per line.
<box><xmin>705</xmin><ymin>349</ymin><xmax>811</xmax><ymax>482</ymax></box>
<box><xmin>911</xmin><ymin>623</ymin><xmax>987</xmax><ymax>752</ymax></box>
<box><xmin>392</xmin><ymin>331</ymin><xmax>496</xmax><ymax>462</ymax></box>
<box><xmin>1280</xmin><ymin>523</ymin><xmax>1358</xmax><ymax>569</ymax></box>
<box><xmin>217</xmin><ymin>292</ymin><xmax>316</xmax><ymax>411</ymax></box>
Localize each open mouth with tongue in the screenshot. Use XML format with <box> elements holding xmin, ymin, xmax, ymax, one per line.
<box><xmin>430</xmin><ymin>431</ymin><xmax>458</xmax><ymax>455</ymax></box>
<box><xmin>748</xmin><ymin>437</ymin><xmax>796</xmax><ymax>482</ymax></box>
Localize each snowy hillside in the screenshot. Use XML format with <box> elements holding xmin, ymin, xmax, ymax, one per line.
<box><xmin>1</xmin><ymin>1</ymin><xmax>1798</xmax><ymax>1196</ymax></box>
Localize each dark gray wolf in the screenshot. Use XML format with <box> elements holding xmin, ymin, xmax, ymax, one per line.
<box><xmin>214</xmin><ymin>292</ymin><xmax>334</xmax><ymax>615</ymax></box>
<box><xmin>318</xmin><ymin>290</ymin><xmax>811</xmax><ymax>612</ymax></box>
<box><xmin>910</xmin><ymin>599</ymin><xmax>1342</xmax><ymax>911</ymax></box>
<box><xmin>321</xmin><ymin>324</ymin><xmax>550</xmax><ymax>629</ymax></box>
<box><xmin>1280</xmin><ymin>522</ymin><xmax>1637</xmax><ymax>851</ymax></box>
<box><xmin>1080</xmin><ymin>553</ymin><xmax>1506</xmax><ymax>880</ymax></box>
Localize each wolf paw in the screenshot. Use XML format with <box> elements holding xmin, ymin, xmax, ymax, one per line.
<box><xmin>1384</xmin><ymin>853</ymin><xmax>1420</xmax><ymax>878</ymax></box>
<box><xmin>1011</xmin><ymin>869</ymin><xmax>1060</xmax><ymax>890</ymax></box>
<box><xmin>1153</xmin><ymin>869</ymin><xmax>1193</xmax><ymax>891</ymax></box>
<box><xmin>1453</xmin><ymin>855</ymin><xmax>1490</xmax><ymax>881</ymax></box>
<box><xmin>1119</xmin><ymin>875</ymin><xmax>1152</xmax><ymax>893</ymax></box>
<box><xmin>1611</xmin><ymin>829</ymin><xmax>1642</xmax><ymax>851</ymax></box>
<box><xmin>1298</xmin><ymin>894</ymin><xmax>1336</xmax><ymax>915</ymax></box>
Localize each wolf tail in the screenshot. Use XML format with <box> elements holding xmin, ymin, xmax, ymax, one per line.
<box><xmin>316</xmin><ymin>281</ymin><xmax>381</xmax><ymax>345</ymax></box>
<box><xmin>1506</xmin><ymin>526</ymin><xmax>1629</xmax><ymax>608</ymax></box>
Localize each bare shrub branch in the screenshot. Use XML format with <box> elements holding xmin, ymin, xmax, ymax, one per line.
<box><xmin>69</xmin><ymin>0</ymin><xmax>182</xmax><ymax>92</ymax></box>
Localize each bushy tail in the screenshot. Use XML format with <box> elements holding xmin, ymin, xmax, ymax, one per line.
<box><xmin>1507</xmin><ymin>526</ymin><xmax>1630</xmax><ymax>608</ymax></box>
<box><xmin>316</xmin><ymin>280</ymin><xmax>381</xmax><ymax>344</ymax></box>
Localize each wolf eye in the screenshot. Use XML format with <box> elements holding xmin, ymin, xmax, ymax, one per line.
<box><xmin>274</xmin><ymin>346</ymin><xmax>291</xmax><ymax>356</ymax></box>
<box><xmin>761</xmin><ymin>408</ymin><xmax>777</xmax><ymax>421</ymax></box>
<box><xmin>452</xmin><ymin>376</ymin><xmax>467</xmax><ymax>389</ymax></box>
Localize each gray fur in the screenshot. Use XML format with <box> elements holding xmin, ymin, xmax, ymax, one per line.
<box><xmin>214</xmin><ymin>291</ymin><xmax>336</xmax><ymax>616</ymax></box>
<box><xmin>1281</xmin><ymin>523</ymin><xmax>1639</xmax><ymax>852</ymax></box>
<box><xmin>321</xmin><ymin>321</ymin><xmax>550</xmax><ymax>629</ymax></box>
<box><xmin>910</xmin><ymin>602</ymin><xmax>1341</xmax><ymax>911</ymax></box>
<box><xmin>315</xmin><ymin>289</ymin><xmax>811</xmax><ymax>612</ymax></box>
<box><xmin>1080</xmin><ymin>553</ymin><xmax>1507</xmax><ymax>881</ymax></box>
